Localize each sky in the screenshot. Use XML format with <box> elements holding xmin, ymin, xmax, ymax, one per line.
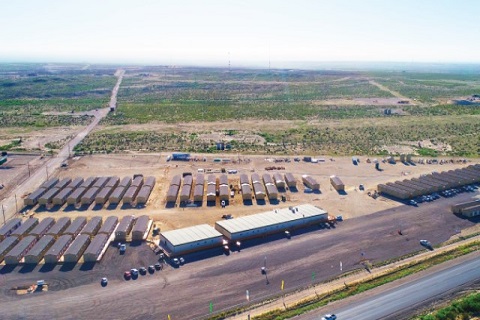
<box><xmin>0</xmin><ymin>0</ymin><xmax>479</xmax><ymax>66</ymax></box>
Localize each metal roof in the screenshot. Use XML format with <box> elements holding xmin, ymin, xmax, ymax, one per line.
<box><xmin>195</xmin><ymin>174</ymin><xmax>205</xmax><ymax>186</ymax></box>
<box><xmin>183</xmin><ymin>175</ymin><xmax>193</xmax><ymax>186</ymax></box>
<box><xmin>251</xmin><ymin>173</ymin><xmax>261</xmax><ymax>184</ymax></box>
<box><xmin>7</xmin><ymin>235</ymin><xmax>37</xmax><ymax>257</ymax></box>
<box><xmin>47</xmin><ymin>217</ymin><xmax>71</xmax><ymax>235</ymax></box>
<box><xmin>216</xmin><ymin>204</ymin><xmax>327</xmax><ymax>234</ymax></box>
<box><xmin>144</xmin><ymin>176</ymin><xmax>156</xmax><ymax>188</ymax></box>
<box><xmin>56</xmin><ymin>178</ymin><xmax>72</xmax><ymax>190</ymax></box>
<box><xmin>11</xmin><ymin>218</ymin><xmax>39</xmax><ymax>236</ymax></box>
<box><xmin>80</xmin><ymin>177</ymin><xmax>97</xmax><ymax>188</ymax></box>
<box><xmin>45</xmin><ymin>234</ymin><xmax>72</xmax><ymax>256</ymax></box>
<box><xmin>262</xmin><ymin>174</ymin><xmax>273</xmax><ymax>185</ymax></box>
<box><xmin>219</xmin><ymin>174</ymin><xmax>228</xmax><ymax>186</ymax></box>
<box><xmin>131</xmin><ymin>176</ymin><xmax>144</xmax><ymax>188</ymax></box>
<box><xmin>25</xmin><ymin>235</ymin><xmax>55</xmax><ymax>257</ymax></box>
<box><xmin>240</xmin><ymin>174</ymin><xmax>249</xmax><ymax>185</ymax></box>
<box><xmin>161</xmin><ymin>224</ymin><xmax>222</xmax><ymax>247</ymax></box>
<box><xmin>66</xmin><ymin>177</ymin><xmax>84</xmax><ymax>189</ymax></box>
<box><xmin>207</xmin><ymin>174</ymin><xmax>216</xmax><ymax>185</ymax></box>
<box><xmin>132</xmin><ymin>215</ymin><xmax>150</xmax><ymax>234</ymax></box>
<box><xmin>193</xmin><ymin>184</ymin><xmax>204</xmax><ymax>197</ymax></box>
<box><xmin>81</xmin><ymin>216</ymin><xmax>102</xmax><ymax>234</ymax></box>
<box><xmin>0</xmin><ymin>218</ymin><xmax>22</xmax><ymax>237</ymax></box>
<box><xmin>93</xmin><ymin>177</ymin><xmax>109</xmax><ymax>189</ymax></box>
<box><xmin>98</xmin><ymin>216</ymin><xmax>118</xmax><ymax>234</ymax></box>
<box><xmin>106</xmin><ymin>176</ymin><xmax>120</xmax><ymax>188</ymax></box>
<box><xmin>64</xmin><ymin>234</ymin><xmax>90</xmax><ymax>255</ymax></box>
<box><xmin>64</xmin><ymin>217</ymin><xmax>87</xmax><ymax>234</ymax></box>
<box><xmin>284</xmin><ymin>173</ymin><xmax>296</xmax><ymax>184</ymax></box>
<box><xmin>40</xmin><ymin>178</ymin><xmax>59</xmax><ymax>190</ymax></box>
<box><xmin>0</xmin><ymin>237</ymin><xmax>19</xmax><ymax>255</ymax></box>
<box><xmin>119</xmin><ymin>176</ymin><xmax>132</xmax><ymax>188</ymax></box>
<box><xmin>116</xmin><ymin>216</ymin><xmax>135</xmax><ymax>233</ymax></box>
<box><xmin>171</xmin><ymin>175</ymin><xmax>181</xmax><ymax>186</ymax></box>
<box><xmin>84</xmin><ymin>233</ymin><xmax>109</xmax><ymax>255</ymax></box>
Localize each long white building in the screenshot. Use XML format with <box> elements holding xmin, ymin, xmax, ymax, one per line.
<box><xmin>159</xmin><ymin>224</ymin><xmax>223</xmax><ymax>256</ymax></box>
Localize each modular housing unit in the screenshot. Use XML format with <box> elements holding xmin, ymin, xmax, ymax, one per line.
<box><xmin>63</xmin><ymin>234</ymin><xmax>90</xmax><ymax>263</ymax></box>
<box><xmin>24</xmin><ymin>235</ymin><xmax>55</xmax><ymax>264</ymax></box>
<box><xmin>67</xmin><ymin>187</ymin><xmax>87</xmax><ymax>205</ymax></box>
<box><xmin>302</xmin><ymin>175</ymin><xmax>320</xmax><ymax>190</ymax></box>
<box><xmin>123</xmin><ymin>185</ymin><xmax>141</xmax><ymax>204</ymax></box>
<box><xmin>40</xmin><ymin>177</ymin><xmax>59</xmax><ymax>191</ymax></box>
<box><xmin>451</xmin><ymin>200</ymin><xmax>480</xmax><ymax>214</ymax></box>
<box><xmin>83</xmin><ymin>233</ymin><xmax>109</xmax><ymax>262</ymax></box>
<box><xmin>193</xmin><ymin>184</ymin><xmax>204</xmax><ymax>202</ymax></box>
<box><xmin>105</xmin><ymin>176</ymin><xmax>120</xmax><ymax>188</ymax></box>
<box><xmin>119</xmin><ymin>176</ymin><xmax>132</xmax><ymax>188</ymax></box>
<box><xmin>4</xmin><ymin>235</ymin><xmax>37</xmax><ymax>264</ymax></box>
<box><xmin>251</xmin><ymin>173</ymin><xmax>261</xmax><ymax>184</ymax></box>
<box><xmin>66</xmin><ymin>177</ymin><xmax>84</xmax><ymax>189</ymax></box>
<box><xmin>0</xmin><ymin>218</ymin><xmax>22</xmax><ymax>240</ymax></box>
<box><xmin>55</xmin><ymin>177</ymin><xmax>72</xmax><ymax>190</ymax></box>
<box><xmin>253</xmin><ymin>182</ymin><xmax>266</xmax><ymax>200</ymax></box>
<box><xmin>330</xmin><ymin>175</ymin><xmax>345</xmax><ymax>191</ymax></box>
<box><xmin>207</xmin><ymin>174</ymin><xmax>216</xmax><ymax>185</ymax></box>
<box><xmin>80</xmin><ymin>216</ymin><xmax>102</xmax><ymax>236</ymax></box>
<box><xmin>262</xmin><ymin>174</ymin><xmax>273</xmax><ymax>186</ymax></box>
<box><xmin>81</xmin><ymin>187</ymin><xmax>100</xmax><ymax>205</ymax></box>
<box><xmin>206</xmin><ymin>184</ymin><xmax>216</xmax><ymax>202</ymax></box>
<box><xmin>98</xmin><ymin>216</ymin><xmax>118</xmax><ymax>236</ymax></box>
<box><xmin>24</xmin><ymin>188</ymin><xmax>47</xmax><ymax>206</ymax></box>
<box><xmin>38</xmin><ymin>188</ymin><xmax>62</xmax><ymax>205</ymax></box>
<box><xmin>219</xmin><ymin>174</ymin><xmax>228</xmax><ymax>186</ymax></box>
<box><xmin>273</xmin><ymin>173</ymin><xmax>286</xmax><ymax>189</ymax></box>
<box><xmin>284</xmin><ymin>173</ymin><xmax>297</xmax><ymax>188</ymax></box>
<box><xmin>461</xmin><ymin>204</ymin><xmax>480</xmax><ymax>218</ymax></box>
<box><xmin>11</xmin><ymin>218</ymin><xmax>39</xmax><ymax>238</ymax></box>
<box><xmin>64</xmin><ymin>217</ymin><xmax>87</xmax><ymax>237</ymax></box>
<box><xmin>115</xmin><ymin>215</ymin><xmax>135</xmax><ymax>241</ymax></box>
<box><xmin>131</xmin><ymin>176</ymin><xmax>144</xmax><ymax>188</ymax></box>
<box><xmin>378</xmin><ymin>184</ymin><xmax>409</xmax><ymax>199</ymax></box>
<box><xmin>131</xmin><ymin>215</ymin><xmax>150</xmax><ymax>241</ymax></box>
<box><xmin>219</xmin><ymin>185</ymin><xmax>229</xmax><ymax>201</ymax></box>
<box><xmin>136</xmin><ymin>185</ymin><xmax>152</xmax><ymax>204</ymax></box>
<box><xmin>93</xmin><ymin>177</ymin><xmax>109</xmax><ymax>189</ymax></box>
<box><xmin>144</xmin><ymin>176</ymin><xmax>156</xmax><ymax>188</ymax></box>
<box><xmin>215</xmin><ymin>204</ymin><xmax>328</xmax><ymax>241</ymax></box>
<box><xmin>241</xmin><ymin>184</ymin><xmax>252</xmax><ymax>200</ymax></box>
<box><xmin>52</xmin><ymin>187</ymin><xmax>74</xmax><ymax>205</ymax></box>
<box><xmin>29</xmin><ymin>217</ymin><xmax>55</xmax><ymax>238</ymax></box>
<box><xmin>195</xmin><ymin>174</ymin><xmax>205</xmax><ymax>186</ymax></box>
<box><xmin>43</xmin><ymin>234</ymin><xmax>73</xmax><ymax>264</ymax></box>
<box><xmin>0</xmin><ymin>237</ymin><xmax>20</xmax><ymax>262</ymax></box>
<box><xmin>171</xmin><ymin>175</ymin><xmax>182</xmax><ymax>187</ymax></box>
<box><xmin>109</xmin><ymin>185</ymin><xmax>128</xmax><ymax>204</ymax></box>
<box><xmin>80</xmin><ymin>176</ymin><xmax>97</xmax><ymax>189</ymax></box>
<box><xmin>183</xmin><ymin>175</ymin><xmax>193</xmax><ymax>186</ymax></box>
<box><xmin>239</xmin><ymin>174</ymin><xmax>250</xmax><ymax>186</ymax></box>
<box><xmin>266</xmin><ymin>184</ymin><xmax>279</xmax><ymax>200</ymax></box>
<box><xmin>166</xmin><ymin>185</ymin><xmax>180</xmax><ymax>203</ymax></box>
<box><xmin>95</xmin><ymin>186</ymin><xmax>113</xmax><ymax>205</ymax></box>
<box><xmin>159</xmin><ymin>224</ymin><xmax>223</xmax><ymax>256</ymax></box>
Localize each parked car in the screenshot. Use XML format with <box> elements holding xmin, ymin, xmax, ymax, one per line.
<box><xmin>119</xmin><ymin>244</ymin><xmax>126</xmax><ymax>254</ymax></box>
<box><xmin>420</xmin><ymin>239</ymin><xmax>433</xmax><ymax>250</ymax></box>
<box><xmin>261</xmin><ymin>266</ymin><xmax>266</xmax><ymax>274</ymax></box>
<box><xmin>408</xmin><ymin>200</ymin><xmax>418</xmax><ymax>206</ymax></box>
<box><xmin>359</xmin><ymin>184</ymin><xmax>365</xmax><ymax>191</ymax></box>
<box><xmin>101</xmin><ymin>277</ymin><xmax>108</xmax><ymax>286</ymax></box>
<box><xmin>139</xmin><ymin>267</ymin><xmax>147</xmax><ymax>275</ymax></box>
<box><xmin>321</xmin><ymin>315</ymin><xmax>337</xmax><ymax>320</ymax></box>
<box><xmin>124</xmin><ymin>271</ymin><xmax>131</xmax><ymax>279</ymax></box>
<box><xmin>130</xmin><ymin>268</ymin><xmax>139</xmax><ymax>277</ymax></box>
<box><xmin>336</xmin><ymin>215</ymin><xmax>343</xmax><ymax>221</ymax></box>
<box><xmin>154</xmin><ymin>263</ymin><xmax>162</xmax><ymax>270</ymax></box>
<box><xmin>148</xmin><ymin>265</ymin><xmax>155</xmax><ymax>274</ymax></box>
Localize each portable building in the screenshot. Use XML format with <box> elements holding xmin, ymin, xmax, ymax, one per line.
<box><xmin>284</xmin><ymin>173</ymin><xmax>297</xmax><ymax>188</ymax></box>
<box><xmin>253</xmin><ymin>182</ymin><xmax>266</xmax><ymax>200</ymax></box>
<box><xmin>38</xmin><ymin>188</ymin><xmax>61</xmax><ymax>205</ymax></box>
<box><xmin>67</xmin><ymin>187</ymin><xmax>87</xmax><ymax>205</ymax></box>
<box><xmin>24</xmin><ymin>235</ymin><xmax>55</xmax><ymax>264</ymax></box>
<box><xmin>105</xmin><ymin>176</ymin><xmax>120</xmax><ymax>188</ymax></box>
<box><xmin>0</xmin><ymin>218</ymin><xmax>22</xmax><ymax>240</ymax></box>
<box><xmin>251</xmin><ymin>173</ymin><xmax>261</xmax><ymax>184</ymax></box>
<box><xmin>123</xmin><ymin>185</ymin><xmax>141</xmax><ymax>204</ymax></box>
<box><xmin>95</xmin><ymin>186</ymin><xmax>113</xmax><ymax>205</ymax></box>
<box><xmin>52</xmin><ymin>187</ymin><xmax>74</xmax><ymax>205</ymax></box>
<box><xmin>159</xmin><ymin>224</ymin><xmax>223</xmax><ymax>256</ymax></box>
<box><xmin>144</xmin><ymin>176</ymin><xmax>156</xmax><ymax>188</ymax></box>
<box><xmin>239</xmin><ymin>174</ymin><xmax>250</xmax><ymax>186</ymax></box>
<box><xmin>131</xmin><ymin>176</ymin><xmax>144</xmax><ymax>188</ymax></box>
<box><xmin>43</xmin><ymin>234</ymin><xmax>73</xmax><ymax>264</ymax></box>
<box><xmin>451</xmin><ymin>200</ymin><xmax>480</xmax><ymax>214</ymax></box>
<box><xmin>64</xmin><ymin>217</ymin><xmax>87</xmax><ymax>237</ymax></box>
<box><xmin>262</xmin><ymin>174</ymin><xmax>273</xmax><ymax>186</ymax></box>
<box><xmin>98</xmin><ymin>216</ymin><xmax>118</xmax><ymax>236</ymax></box>
<box><xmin>66</xmin><ymin>177</ymin><xmax>84</xmax><ymax>190</ymax></box>
<box><xmin>219</xmin><ymin>174</ymin><xmax>228</xmax><ymax>186</ymax></box>
<box><xmin>93</xmin><ymin>176</ymin><xmax>109</xmax><ymax>189</ymax></box>
<box><xmin>81</xmin><ymin>216</ymin><xmax>102</xmax><ymax>236</ymax></box>
<box><xmin>11</xmin><ymin>218</ymin><xmax>39</xmax><ymax>238</ymax></box>
<box><xmin>171</xmin><ymin>175</ymin><xmax>182</xmax><ymax>187</ymax></box>
<box><xmin>136</xmin><ymin>185</ymin><xmax>152</xmax><ymax>205</ymax></box>
<box><xmin>193</xmin><ymin>184</ymin><xmax>204</xmax><ymax>202</ymax></box>
<box><xmin>411</xmin><ymin>178</ymin><xmax>441</xmax><ymax>192</ymax></box>
<box><xmin>393</xmin><ymin>182</ymin><xmax>422</xmax><ymax>197</ymax></box>
<box><xmin>219</xmin><ymin>185</ymin><xmax>229</xmax><ymax>201</ymax></box>
<box><xmin>207</xmin><ymin>174</ymin><xmax>216</xmax><ymax>185</ymax></box>
<box><xmin>273</xmin><ymin>173</ymin><xmax>286</xmax><ymax>189</ymax></box>
<box><xmin>241</xmin><ymin>184</ymin><xmax>252</xmax><ymax>200</ymax></box>
<box><xmin>329</xmin><ymin>175</ymin><xmax>345</xmax><ymax>191</ymax></box>
<box><xmin>30</xmin><ymin>217</ymin><xmax>55</xmax><ymax>238</ymax></box>
<box><xmin>109</xmin><ymin>185</ymin><xmax>128</xmax><ymax>204</ymax></box>
<box><xmin>206</xmin><ymin>184</ymin><xmax>216</xmax><ymax>202</ymax></box>
<box><xmin>215</xmin><ymin>204</ymin><xmax>328</xmax><ymax>241</ymax></box>
<box><xmin>80</xmin><ymin>176</ymin><xmax>97</xmax><ymax>189</ymax></box>
<box><xmin>63</xmin><ymin>234</ymin><xmax>90</xmax><ymax>263</ymax></box>
<box><xmin>81</xmin><ymin>187</ymin><xmax>99</xmax><ymax>205</ymax></box>
<box><xmin>119</xmin><ymin>176</ymin><xmax>132</xmax><ymax>188</ymax></box>
<box><xmin>183</xmin><ymin>175</ymin><xmax>193</xmax><ymax>186</ymax></box>
<box><xmin>378</xmin><ymin>184</ymin><xmax>409</xmax><ymax>199</ymax></box>
<box><xmin>115</xmin><ymin>215</ymin><xmax>135</xmax><ymax>241</ymax></box>
<box><xmin>195</xmin><ymin>174</ymin><xmax>205</xmax><ymax>186</ymax></box>
<box><xmin>4</xmin><ymin>235</ymin><xmax>37</xmax><ymax>264</ymax></box>
<box><xmin>180</xmin><ymin>184</ymin><xmax>192</xmax><ymax>202</ymax></box>
<box><xmin>40</xmin><ymin>178</ymin><xmax>59</xmax><ymax>191</ymax></box>
<box><xmin>83</xmin><ymin>233</ymin><xmax>109</xmax><ymax>262</ymax></box>
<box><xmin>166</xmin><ymin>185</ymin><xmax>180</xmax><ymax>203</ymax></box>
<box><xmin>55</xmin><ymin>177</ymin><xmax>72</xmax><ymax>190</ymax></box>
<box><xmin>24</xmin><ymin>188</ymin><xmax>47</xmax><ymax>206</ymax></box>
<box><xmin>461</xmin><ymin>204</ymin><xmax>480</xmax><ymax>218</ymax></box>
<box><xmin>0</xmin><ymin>236</ymin><xmax>20</xmax><ymax>263</ymax></box>
<box><xmin>302</xmin><ymin>175</ymin><xmax>320</xmax><ymax>190</ymax></box>
<box><xmin>46</xmin><ymin>217</ymin><xmax>71</xmax><ymax>238</ymax></box>
<box><xmin>266</xmin><ymin>184</ymin><xmax>279</xmax><ymax>200</ymax></box>
<box><xmin>131</xmin><ymin>215</ymin><xmax>150</xmax><ymax>241</ymax></box>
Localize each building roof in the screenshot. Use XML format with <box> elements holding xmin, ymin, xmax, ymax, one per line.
<box><xmin>183</xmin><ymin>175</ymin><xmax>193</xmax><ymax>186</ymax></box>
<box><xmin>195</xmin><ymin>174</ymin><xmax>205</xmax><ymax>186</ymax></box>
<box><xmin>215</xmin><ymin>204</ymin><xmax>327</xmax><ymax>234</ymax></box>
<box><xmin>64</xmin><ymin>234</ymin><xmax>90</xmax><ymax>255</ymax></box>
<box><xmin>0</xmin><ymin>218</ymin><xmax>22</xmax><ymax>237</ymax></box>
<box><xmin>119</xmin><ymin>176</ymin><xmax>132</xmax><ymax>188</ymax></box>
<box><xmin>12</xmin><ymin>218</ymin><xmax>39</xmax><ymax>236</ymax></box>
<box><xmin>144</xmin><ymin>176</ymin><xmax>156</xmax><ymax>188</ymax></box>
<box><xmin>64</xmin><ymin>216</ymin><xmax>87</xmax><ymax>234</ymax></box>
<box><xmin>219</xmin><ymin>174</ymin><xmax>228</xmax><ymax>186</ymax></box>
<box><xmin>47</xmin><ymin>217</ymin><xmax>71</xmax><ymax>235</ymax></box>
<box><xmin>132</xmin><ymin>215</ymin><xmax>150</xmax><ymax>234</ymax></box>
<box><xmin>161</xmin><ymin>224</ymin><xmax>222</xmax><ymax>247</ymax></box>
<box><xmin>330</xmin><ymin>175</ymin><xmax>344</xmax><ymax>186</ymax></box>
<box><xmin>56</xmin><ymin>178</ymin><xmax>72</xmax><ymax>190</ymax></box>
<box><xmin>240</xmin><ymin>174</ymin><xmax>250</xmax><ymax>185</ymax></box>
<box><xmin>45</xmin><ymin>234</ymin><xmax>72</xmax><ymax>256</ymax></box>
<box><xmin>116</xmin><ymin>215</ymin><xmax>135</xmax><ymax>233</ymax></box>
<box><xmin>81</xmin><ymin>216</ymin><xmax>102</xmax><ymax>234</ymax></box>
<box><xmin>40</xmin><ymin>178</ymin><xmax>59</xmax><ymax>190</ymax></box>
<box><xmin>171</xmin><ymin>175</ymin><xmax>181</xmax><ymax>187</ymax></box>
<box><xmin>25</xmin><ymin>235</ymin><xmax>55</xmax><ymax>257</ymax></box>
<box><xmin>98</xmin><ymin>216</ymin><xmax>118</xmax><ymax>234</ymax></box>
<box><xmin>106</xmin><ymin>176</ymin><xmax>120</xmax><ymax>188</ymax></box>
<box><xmin>93</xmin><ymin>177</ymin><xmax>109</xmax><ymax>189</ymax></box>
<box><xmin>0</xmin><ymin>237</ymin><xmax>19</xmax><ymax>255</ymax></box>
<box><xmin>66</xmin><ymin>177</ymin><xmax>84</xmax><ymax>189</ymax></box>
<box><xmin>262</xmin><ymin>174</ymin><xmax>273</xmax><ymax>185</ymax></box>
<box><xmin>84</xmin><ymin>233</ymin><xmax>109</xmax><ymax>255</ymax></box>
<box><xmin>7</xmin><ymin>235</ymin><xmax>37</xmax><ymax>257</ymax></box>
<box><xmin>131</xmin><ymin>176</ymin><xmax>144</xmax><ymax>187</ymax></box>
<box><xmin>193</xmin><ymin>184</ymin><xmax>204</xmax><ymax>197</ymax></box>
<box><xmin>80</xmin><ymin>177</ymin><xmax>97</xmax><ymax>188</ymax></box>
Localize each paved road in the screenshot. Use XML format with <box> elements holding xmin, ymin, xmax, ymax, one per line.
<box><xmin>300</xmin><ymin>253</ymin><xmax>480</xmax><ymax>320</ymax></box>
<box><xmin>0</xmin><ymin>69</ymin><xmax>124</xmax><ymax>223</ymax></box>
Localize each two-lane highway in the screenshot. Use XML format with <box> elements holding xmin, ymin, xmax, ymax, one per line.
<box><xmin>300</xmin><ymin>253</ymin><xmax>480</xmax><ymax>320</ymax></box>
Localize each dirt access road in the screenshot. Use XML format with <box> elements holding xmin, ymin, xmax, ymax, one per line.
<box><xmin>0</xmin><ymin>69</ymin><xmax>124</xmax><ymax>223</ymax></box>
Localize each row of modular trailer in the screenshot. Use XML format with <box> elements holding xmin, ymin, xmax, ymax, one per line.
<box><xmin>98</xmin><ymin>216</ymin><xmax>118</xmax><ymax>236</ymax></box>
<box><xmin>24</xmin><ymin>178</ymin><xmax>59</xmax><ymax>206</ymax></box>
<box><xmin>38</xmin><ymin>178</ymin><xmax>72</xmax><ymax>205</ymax></box>
<box><xmin>0</xmin><ymin>218</ymin><xmax>22</xmax><ymax>240</ymax></box>
<box><xmin>215</xmin><ymin>204</ymin><xmax>328</xmax><ymax>241</ymax></box>
<box><xmin>44</xmin><ymin>234</ymin><xmax>73</xmax><ymax>264</ymax></box>
<box><xmin>109</xmin><ymin>176</ymin><xmax>132</xmax><ymax>204</ymax></box>
<box><xmin>83</xmin><ymin>233</ymin><xmax>109</xmax><ymax>262</ymax></box>
<box><xmin>159</xmin><ymin>224</ymin><xmax>224</xmax><ymax>256</ymax></box>
<box><xmin>378</xmin><ymin>165</ymin><xmax>480</xmax><ymax>200</ymax></box>
<box><xmin>452</xmin><ymin>200</ymin><xmax>480</xmax><ymax>217</ymax></box>
<box><xmin>24</xmin><ymin>235</ymin><xmax>55</xmax><ymax>264</ymax></box>
<box><xmin>64</xmin><ymin>234</ymin><xmax>90</xmax><ymax>263</ymax></box>
<box><xmin>46</xmin><ymin>217</ymin><xmax>71</xmax><ymax>238</ymax></box>
<box><xmin>302</xmin><ymin>175</ymin><xmax>320</xmax><ymax>190</ymax></box>
<box><xmin>115</xmin><ymin>215</ymin><xmax>135</xmax><ymax>241</ymax></box>
<box><xmin>11</xmin><ymin>218</ymin><xmax>39</xmax><ymax>238</ymax></box>
<box><xmin>30</xmin><ymin>217</ymin><xmax>55</xmax><ymax>238</ymax></box>
<box><xmin>131</xmin><ymin>215</ymin><xmax>151</xmax><ymax>241</ymax></box>
<box><xmin>330</xmin><ymin>175</ymin><xmax>345</xmax><ymax>191</ymax></box>
<box><xmin>65</xmin><ymin>217</ymin><xmax>87</xmax><ymax>237</ymax></box>
<box><xmin>4</xmin><ymin>235</ymin><xmax>37</xmax><ymax>264</ymax></box>
<box><xmin>80</xmin><ymin>216</ymin><xmax>102</xmax><ymax>237</ymax></box>
<box><xmin>0</xmin><ymin>237</ymin><xmax>20</xmax><ymax>263</ymax></box>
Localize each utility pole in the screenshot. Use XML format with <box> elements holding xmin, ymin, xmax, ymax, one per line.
<box><xmin>1</xmin><ymin>204</ymin><xmax>5</xmax><ymax>225</ymax></box>
<box><xmin>27</xmin><ymin>162</ymin><xmax>31</xmax><ymax>177</ymax></box>
<box><xmin>46</xmin><ymin>165</ymin><xmax>49</xmax><ymax>180</ymax></box>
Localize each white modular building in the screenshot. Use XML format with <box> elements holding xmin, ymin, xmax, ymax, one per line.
<box><xmin>159</xmin><ymin>224</ymin><xmax>223</xmax><ymax>256</ymax></box>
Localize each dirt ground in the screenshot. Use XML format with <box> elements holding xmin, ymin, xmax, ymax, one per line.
<box><xmin>17</xmin><ymin>153</ymin><xmax>479</xmax><ymax>234</ymax></box>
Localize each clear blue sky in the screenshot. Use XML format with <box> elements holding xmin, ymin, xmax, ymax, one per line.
<box><xmin>1</xmin><ymin>0</ymin><xmax>479</xmax><ymax>66</ymax></box>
